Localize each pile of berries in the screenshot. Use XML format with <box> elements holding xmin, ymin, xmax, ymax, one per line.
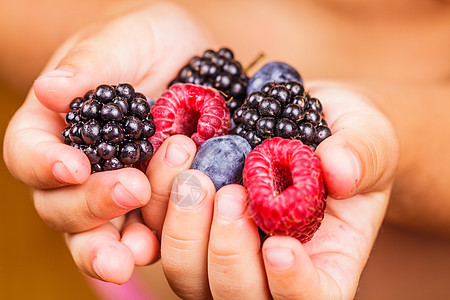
<box><xmin>169</xmin><ymin>47</ymin><xmax>248</xmax><ymax>114</ymax></box>
<box><xmin>232</xmin><ymin>81</ymin><xmax>331</xmax><ymax>149</ymax></box>
<box><xmin>61</xmin><ymin>48</ymin><xmax>333</xmax><ymax>244</ymax></box>
<box><xmin>62</xmin><ymin>83</ymin><xmax>155</xmax><ymax>173</ymax></box>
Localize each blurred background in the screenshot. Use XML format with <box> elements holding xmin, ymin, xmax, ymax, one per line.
<box><xmin>1</xmin><ymin>0</ymin><xmax>450</xmax><ymax>299</ymax></box>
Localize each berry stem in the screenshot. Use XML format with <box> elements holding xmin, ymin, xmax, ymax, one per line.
<box><xmin>244</xmin><ymin>52</ymin><xmax>266</xmax><ymax>73</ymax></box>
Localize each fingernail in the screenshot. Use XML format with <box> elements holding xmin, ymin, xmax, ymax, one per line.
<box><xmin>171</xmin><ymin>173</ymin><xmax>206</xmax><ymax>208</ymax></box>
<box><xmin>217</xmin><ymin>193</ymin><xmax>245</xmax><ymax>220</ymax></box>
<box><xmin>92</xmin><ymin>257</ymin><xmax>105</xmax><ymax>280</ymax></box>
<box><xmin>265</xmin><ymin>247</ymin><xmax>295</xmax><ymax>270</ymax></box>
<box><xmin>112</xmin><ymin>183</ymin><xmax>142</xmax><ymax>209</ymax></box>
<box><xmin>52</xmin><ymin>161</ymin><xmax>78</xmax><ymax>184</ymax></box>
<box><xmin>39</xmin><ymin>66</ymin><xmax>75</xmax><ymax>79</ymax></box>
<box><xmin>165</xmin><ymin>143</ymin><xmax>190</xmax><ymax>167</ymax></box>
<box><xmin>343</xmin><ymin>147</ymin><xmax>361</xmax><ymax>191</ymax></box>
<box><xmin>348</xmin><ymin>148</ymin><xmax>361</xmax><ymax>181</ymax></box>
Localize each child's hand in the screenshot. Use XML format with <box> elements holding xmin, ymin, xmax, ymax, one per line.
<box><xmin>3</xmin><ymin>2</ymin><xmax>212</xmax><ymax>284</ymax></box>
<box><xmin>155</xmin><ymin>82</ymin><xmax>399</xmax><ymax>299</ymax></box>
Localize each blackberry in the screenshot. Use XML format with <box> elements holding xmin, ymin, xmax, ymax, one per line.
<box><xmin>61</xmin><ymin>83</ymin><xmax>155</xmax><ymax>173</ymax></box>
<box><xmin>169</xmin><ymin>47</ymin><xmax>249</xmax><ymax>114</ymax></box>
<box><xmin>232</xmin><ymin>81</ymin><xmax>332</xmax><ymax>149</ymax></box>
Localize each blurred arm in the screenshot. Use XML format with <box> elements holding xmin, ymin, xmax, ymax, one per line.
<box><xmin>354</xmin><ymin>80</ymin><xmax>450</xmax><ymax>237</ymax></box>
<box><xmin>0</xmin><ymin>0</ymin><xmax>147</xmax><ymax>93</ymax></box>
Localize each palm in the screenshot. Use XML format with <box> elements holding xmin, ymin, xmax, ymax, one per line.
<box><xmin>299</xmin><ymin>190</ymin><xmax>389</xmax><ymax>298</ymax></box>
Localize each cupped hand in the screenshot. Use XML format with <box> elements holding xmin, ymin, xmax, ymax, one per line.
<box><xmin>3</xmin><ymin>2</ymin><xmax>213</xmax><ymax>284</ymax></box>
<box><xmin>157</xmin><ymin>81</ymin><xmax>399</xmax><ymax>299</ymax></box>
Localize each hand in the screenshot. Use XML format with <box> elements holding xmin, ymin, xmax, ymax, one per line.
<box><xmin>155</xmin><ymin>81</ymin><xmax>399</xmax><ymax>299</ymax></box>
<box><xmin>3</xmin><ymin>2</ymin><xmax>213</xmax><ymax>284</ymax></box>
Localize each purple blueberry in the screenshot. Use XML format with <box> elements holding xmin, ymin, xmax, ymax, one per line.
<box><xmin>247</xmin><ymin>62</ymin><xmax>303</xmax><ymax>94</ymax></box>
<box><xmin>191</xmin><ymin>135</ymin><xmax>252</xmax><ymax>191</ymax></box>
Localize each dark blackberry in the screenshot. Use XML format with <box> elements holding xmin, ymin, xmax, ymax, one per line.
<box><xmin>61</xmin><ymin>83</ymin><xmax>156</xmax><ymax>173</ymax></box>
<box><xmin>95</xmin><ymin>84</ymin><xmax>116</xmax><ymax>103</ymax></box>
<box><xmin>81</xmin><ymin>119</ymin><xmax>101</xmax><ymax>145</ymax></box>
<box><xmin>70</xmin><ymin>97</ymin><xmax>85</xmax><ymax>111</ymax></box>
<box><xmin>169</xmin><ymin>47</ymin><xmax>249</xmax><ymax>114</ymax></box>
<box><xmin>115</xmin><ymin>83</ymin><xmax>135</xmax><ymax>100</ymax></box>
<box><xmin>65</xmin><ymin>110</ymin><xmax>81</xmax><ymax>124</ymax></box>
<box><xmin>232</xmin><ymin>81</ymin><xmax>331</xmax><ymax>149</ymax></box>
<box><xmin>81</xmin><ymin>99</ymin><xmax>101</xmax><ymax>120</ymax></box>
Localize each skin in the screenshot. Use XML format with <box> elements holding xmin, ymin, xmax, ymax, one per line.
<box><xmin>1</xmin><ymin>0</ymin><xmax>449</xmax><ymax>298</ymax></box>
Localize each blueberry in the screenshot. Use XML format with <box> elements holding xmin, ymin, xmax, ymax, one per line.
<box><xmin>191</xmin><ymin>135</ymin><xmax>252</xmax><ymax>190</ymax></box>
<box><xmin>247</xmin><ymin>62</ymin><xmax>303</xmax><ymax>94</ymax></box>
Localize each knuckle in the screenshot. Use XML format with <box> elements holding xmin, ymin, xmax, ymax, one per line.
<box><xmin>33</xmin><ymin>190</ymin><xmax>65</xmax><ymax>231</ymax></box>
<box><xmin>163</xmin><ymin>230</ymin><xmax>200</xmax><ymax>254</ymax></box>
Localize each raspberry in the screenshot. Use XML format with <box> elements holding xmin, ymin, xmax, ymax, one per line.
<box><xmin>150</xmin><ymin>83</ymin><xmax>231</xmax><ymax>149</ymax></box>
<box><xmin>243</xmin><ymin>137</ymin><xmax>326</xmax><ymax>243</ymax></box>
<box><xmin>232</xmin><ymin>81</ymin><xmax>332</xmax><ymax>149</ymax></box>
<box><xmin>169</xmin><ymin>47</ymin><xmax>249</xmax><ymax>114</ymax></box>
<box><xmin>61</xmin><ymin>83</ymin><xmax>155</xmax><ymax>173</ymax></box>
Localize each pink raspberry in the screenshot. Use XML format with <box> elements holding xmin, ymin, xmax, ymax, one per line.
<box><xmin>150</xmin><ymin>83</ymin><xmax>231</xmax><ymax>149</ymax></box>
<box><xmin>243</xmin><ymin>137</ymin><xmax>326</xmax><ymax>243</ymax></box>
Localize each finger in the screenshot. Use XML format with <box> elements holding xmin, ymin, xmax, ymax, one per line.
<box><xmin>309</xmin><ymin>81</ymin><xmax>399</xmax><ymax>199</ymax></box>
<box><xmin>33</xmin><ymin>3</ymin><xmax>214</xmax><ymax>113</ymax></box>
<box><xmin>160</xmin><ymin>170</ymin><xmax>215</xmax><ymax>299</ymax></box>
<box><xmin>262</xmin><ymin>236</ymin><xmax>344</xmax><ymax>300</ymax></box>
<box><xmin>65</xmin><ymin>222</ymin><xmax>135</xmax><ymax>285</ymax></box>
<box><xmin>3</xmin><ymin>100</ymin><xmax>91</xmax><ymax>189</ymax></box>
<box><xmin>34</xmin><ymin>167</ymin><xmax>151</xmax><ymax>233</ymax></box>
<box><xmin>208</xmin><ymin>185</ymin><xmax>270</xmax><ymax>299</ymax></box>
<box><xmin>141</xmin><ymin>135</ymin><xmax>197</xmax><ymax>237</ymax></box>
<box><xmin>121</xmin><ymin>209</ymin><xmax>160</xmax><ymax>266</ymax></box>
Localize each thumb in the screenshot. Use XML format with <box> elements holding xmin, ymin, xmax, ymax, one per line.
<box><xmin>33</xmin><ymin>3</ymin><xmax>214</xmax><ymax>113</ymax></box>
<box><xmin>310</xmin><ymin>82</ymin><xmax>399</xmax><ymax>199</ymax></box>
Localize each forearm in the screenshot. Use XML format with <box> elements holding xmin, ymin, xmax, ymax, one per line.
<box><xmin>357</xmin><ymin>80</ymin><xmax>450</xmax><ymax>237</ymax></box>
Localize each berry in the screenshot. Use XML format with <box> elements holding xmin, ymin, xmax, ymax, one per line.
<box><xmin>61</xmin><ymin>83</ymin><xmax>155</xmax><ymax>173</ymax></box>
<box><xmin>191</xmin><ymin>135</ymin><xmax>252</xmax><ymax>190</ymax></box>
<box><xmin>232</xmin><ymin>81</ymin><xmax>331</xmax><ymax>149</ymax></box>
<box><xmin>95</xmin><ymin>84</ymin><xmax>116</xmax><ymax>103</ymax></box>
<box><xmin>243</xmin><ymin>137</ymin><xmax>326</xmax><ymax>243</ymax></box>
<box><xmin>170</xmin><ymin>47</ymin><xmax>249</xmax><ymax>114</ymax></box>
<box><xmin>247</xmin><ymin>61</ymin><xmax>303</xmax><ymax>94</ymax></box>
<box><xmin>150</xmin><ymin>83</ymin><xmax>231</xmax><ymax>149</ymax></box>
